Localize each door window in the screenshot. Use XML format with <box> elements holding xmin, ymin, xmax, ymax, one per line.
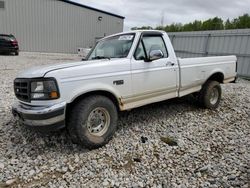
<box><xmin>134</xmin><ymin>35</ymin><xmax>168</xmax><ymax>60</ymax></box>
<box><xmin>134</xmin><ymin>41</ymin><xmax>146</xmax><ymax>60</ymax></box>
<box><xmin>142</xmin><ymin>36</ymin><xmax>168</xmax><ymax>58</ymax></box>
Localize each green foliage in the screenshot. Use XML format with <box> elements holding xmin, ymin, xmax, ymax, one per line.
<box><xmin>225</xmin><ymin>19</ymin><xmax>235</xmax><ymax>29</ymax></box>
<box><xmin>228</xmin><ymin>14</ymin><xmax>250</xmax><ymax>29</ymax></box>
<box><xmin>131</xmin><ymin>14</ymin><xmax>250</xmax><ymax>32</ymax></box>
<box><xmin>202</xmin><ymin>17</ymin><xmax>224</xmax><ymax>30</ymax></box>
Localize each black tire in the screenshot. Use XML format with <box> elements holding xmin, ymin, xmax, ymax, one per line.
<box><xmin>198</xmin><ymin>80</ymin><xmax>222</xmax><ymax>109</ymax></box>
<box><xmin>67</xmin><ymin>95</ymin><xmax>118</xmax><ymax>149</ymax></box>
<box><xmin>15</xmin><ymin>51</ymin><xmax>19</xmax><ymax>56</ymax></box>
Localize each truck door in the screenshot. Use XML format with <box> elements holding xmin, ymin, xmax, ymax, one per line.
<box><xmin>130</xmin><ymin>33</ymin><xmax>178</xmax><ymax>102</ymax></box>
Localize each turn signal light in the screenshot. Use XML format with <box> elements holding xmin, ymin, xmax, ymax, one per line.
<box><xmin>50</xmin><ymin>91</ymin><xmax>59</xmax><ymax>99</ymax></box>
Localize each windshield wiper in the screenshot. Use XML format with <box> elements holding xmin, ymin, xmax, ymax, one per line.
<box><xmin>91</xmin><ymin>56</ymin><xmax>111</xmax><ymax>60</ymax></box>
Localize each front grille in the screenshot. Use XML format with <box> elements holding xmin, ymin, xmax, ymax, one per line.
<box><xmin>14</xmin><ymin>79</ymin><xmax>30</xmax><ymax>102</ymax></box>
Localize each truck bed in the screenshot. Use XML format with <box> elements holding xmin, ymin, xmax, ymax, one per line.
<box><xmin>178</xmin><ymin>55</ymin><xmax>237</xmax><ymax>97</ymax></box>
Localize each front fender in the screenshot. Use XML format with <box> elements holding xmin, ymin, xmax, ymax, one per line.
<box><xmin>66</xmin><ymin>82</ymin><xmax>121</xmax><ymax>104</ymax></box>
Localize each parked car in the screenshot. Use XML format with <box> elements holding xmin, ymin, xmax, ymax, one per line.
<box><xmin>0</xmin><ymin>34</ymin><xmax>19</xmax><ymax>55</ymax></box>
<box><xmin>12</xmin><ymin>30</ymin><xmax>237</xmax><ymax>149</ymax></box>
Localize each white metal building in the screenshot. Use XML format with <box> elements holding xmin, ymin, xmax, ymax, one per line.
<box><xmin>0</xmin><ymin>0</ymin><xmax>124</xmax><ymax>53</ymax></box>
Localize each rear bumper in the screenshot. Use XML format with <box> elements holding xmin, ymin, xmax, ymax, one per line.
<box><xmin>0</xmin><ymin>46</ymin><xmax>19</xmax><ymax>52</ymax></box>
<box><xmin>223</xmin><ymin>74</ymin><xmax>238</xmax><ymax>84</ymax></box>
<box><xmin>12</xmin><ymin>102</ymin><xmax>66</xmax><ymax>131</ymax></box>
<box><xmin>231</xmin><ymin>76</ymin><xmax>238</xmax><ymax>83</ymax></box>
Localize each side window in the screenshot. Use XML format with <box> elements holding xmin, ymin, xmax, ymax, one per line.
<box><xmin>142</xmin><ymin>36</ymin><xmax>168</xmax><ymax>58</ymax></box>
<box><xmin>134</xmin><ymin>41</ymin><xmax>146</xmax><ymax>60</ymax></box>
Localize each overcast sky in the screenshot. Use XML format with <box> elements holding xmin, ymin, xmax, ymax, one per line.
<box><xmin>74</xmin><ymin>0</ymin><xmax>250</xmax><ymax>31</ymax></box>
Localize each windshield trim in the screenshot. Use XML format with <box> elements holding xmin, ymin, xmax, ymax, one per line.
<box><xmin>85</xmin><ymin>33</ymin><xmax>136</xmax><ymax>61</ymax></box>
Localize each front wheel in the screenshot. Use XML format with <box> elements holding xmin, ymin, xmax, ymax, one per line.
<box><xmin>67</xmin><ymin>95</ymin><xmax>118</xmax><ymax>149</ymax></box>
<box><xmin>198</xmin><ymin>80</ymin><xmax>222</xmax><ymax>109</ymax></box>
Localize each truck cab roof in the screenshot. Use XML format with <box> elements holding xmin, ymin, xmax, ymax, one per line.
<box><xmin>101</xmin><ymin>30</ymin><xmax>166</xmax><ymax>41</ymax></box>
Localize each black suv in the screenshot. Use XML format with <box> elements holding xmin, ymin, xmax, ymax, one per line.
<box><xmin>0</xmin><ymin>34</ymin><xmax>19</xmax><ymax>55</ymax></box>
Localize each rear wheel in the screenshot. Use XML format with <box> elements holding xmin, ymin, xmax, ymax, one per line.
<box><xmin>14</xmin><ymin>51</ymin><xmax>19</xmax><ymax>56</ymax></box>
<box><xmin>198</xmin><ymin>80</ymin><xmax>222</xmax><ymax>109</ymax></box>
<box><xmin>67</xmin><ymin>95</ymin><xmax>118</xmax><ymax>149</ymax></box>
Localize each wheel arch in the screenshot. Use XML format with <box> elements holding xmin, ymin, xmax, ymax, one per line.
<box><xmin>66</xmin><ymin>90</ymin><xmax>122</xmax><ymax>114</ymax></box>
<box><xmin>205</xmin><ymin>72</ymin><xmax>224</xmax><ymax>84</ymax></box>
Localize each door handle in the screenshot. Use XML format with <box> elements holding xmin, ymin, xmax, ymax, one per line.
<box><xmin>166</xmin><ymin>61</ymin><xmax>175</xmax><ymax>66</ymax></box>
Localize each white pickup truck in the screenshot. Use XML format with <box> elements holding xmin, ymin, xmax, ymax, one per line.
<box><xmin>12</xmin><ymin>30</ymin><xmax>237</xmax><ymax>149</ymax></box>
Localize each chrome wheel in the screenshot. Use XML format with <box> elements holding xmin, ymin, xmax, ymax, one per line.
<box><xmin>210</xmin><ymin>87</ymin><xmax>219</xmax><ymax>105</ymax></box>
<box><xmin>87</xmin><ymin>107</ymin><xmax>110</xmax><ymax>136</ymax></box>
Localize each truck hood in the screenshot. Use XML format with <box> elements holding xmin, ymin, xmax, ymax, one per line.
<box><xmin>17</xmin><ymin>60</ymin><xmax>107</xmax><ymax>78</ymax></box>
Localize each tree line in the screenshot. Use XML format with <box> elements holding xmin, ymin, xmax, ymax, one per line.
<box><xmin>131</xmin><ymin>14</ymin><xmax>250</xmax><ymax>32</ymax></box>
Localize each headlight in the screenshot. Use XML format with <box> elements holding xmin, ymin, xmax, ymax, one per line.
<box><xmin>30</xmin><ymin>79</ymin><xmax>60</xmax><ymax>100</ymax></box>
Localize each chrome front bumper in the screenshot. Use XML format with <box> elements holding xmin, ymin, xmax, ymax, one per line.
<box><xmin>12</xmin><ymin>102</ymin><xmax>66</xmax><ymax>131</ymax></box>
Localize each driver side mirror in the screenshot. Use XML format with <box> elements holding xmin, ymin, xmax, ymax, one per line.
<box><xmin>148</xmin><ymin>50</ymin><xmax>164</xmax><ymax>61</ymax></box>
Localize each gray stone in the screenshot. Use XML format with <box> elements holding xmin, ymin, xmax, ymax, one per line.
<box><xmin>29</xmin><ymin>169</ymin><xmax>36</xmax><ymax>176</ymax></box>
<box><xmin>138</xmin><ymin>182</ymin><xmax>144</xmax><ymax>187</ymax></box>
<box><xmin>6</xmin><ymin>178</ymin><xmax>17</xmax><ymax>186</ymax></box>
<box><xmin>103</xmin><ymin>180</ymin><xmax>109</xmax><ymax>186</ymax></box>
<box><xmin>228</xmin><ymin>175</ymin><xmax>237</xmax><ymax>180</ymax></box>
<box><xmin>0</xmin><ymin>163</ymin><xmax>4</xmax><ymax>169</ymax></box>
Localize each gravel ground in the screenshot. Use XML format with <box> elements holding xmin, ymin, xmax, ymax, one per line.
<box><xmin>0</xmin><ymin>52</ymin><xmax>249</xmax><ymax>187</ymax></box>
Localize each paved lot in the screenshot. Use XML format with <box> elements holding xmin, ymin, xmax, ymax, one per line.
<box><xmin>0</xmin><ymin>52</ymin><xmax>249</xmax><ymax>187</ymax></box>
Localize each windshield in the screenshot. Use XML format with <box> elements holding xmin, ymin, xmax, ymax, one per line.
<box><xmin>88</xmin><ymin>34</ymin><xmax>135</xmax><ymax>60</ymax></box>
